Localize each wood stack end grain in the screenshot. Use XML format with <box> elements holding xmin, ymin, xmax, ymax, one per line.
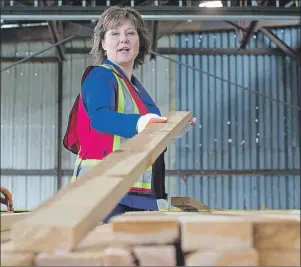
<box><xmin>1</xmin><ymin>210</ymin><xmax>300</xmax><ymax>266</ymax></box>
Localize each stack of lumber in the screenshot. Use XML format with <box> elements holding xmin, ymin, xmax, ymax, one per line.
<box><xmin>1</xmin><ymin>210</ymin><xmax>300</xmax><ymax>266</ymax></box>
<box><xmin>0</xmin><ymin>111</ymin><xmax>300</xmax><ymax>266</ymax></box>
<box><xmin>109</xmin><ymin>210</ymin><xmax>300</xmax><ymax>266</ymax></box>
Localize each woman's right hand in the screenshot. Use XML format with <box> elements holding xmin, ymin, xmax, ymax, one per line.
<box><xmin>137</xmin><ymin>113</ymin><xmax>168</xmax><ymax>133</ymax></box>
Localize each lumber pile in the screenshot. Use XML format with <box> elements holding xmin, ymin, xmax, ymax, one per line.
<box><xmin>1</xmin><ymin>111</ymin><xmax>300</xmax><ymax>266</ymax></box>
<box><xmin>1</xmin><ymin>210</ymin><xmax>300</xmax><ymax>266</ymax></box>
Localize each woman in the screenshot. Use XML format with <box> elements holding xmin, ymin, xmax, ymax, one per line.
<box><xmin>63</xmin><ymin>6</ymin><xmax>195</xmax><ymax>223</ymax></box>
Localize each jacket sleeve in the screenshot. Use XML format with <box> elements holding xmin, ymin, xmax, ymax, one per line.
<box><xmin>81</xmin><ymin>66</ymin><xmax>142</xmax><ymax>138</ymax></box>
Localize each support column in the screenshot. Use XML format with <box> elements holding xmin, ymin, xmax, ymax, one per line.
<box><xmin>56</xmin><ymin>61</ymin><xmax>63</xmax><ymax>190</ymax></box>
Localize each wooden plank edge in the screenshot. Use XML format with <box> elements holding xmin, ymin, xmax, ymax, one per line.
<box><xmin>8</xmin><ymin>111</ymin><xmax>192</xmax><ymax>253</ymax></box>
<box><xmin>1</xmin><ymin>212</ymin><xmax>30</xmax><ymax>232</ymax></box>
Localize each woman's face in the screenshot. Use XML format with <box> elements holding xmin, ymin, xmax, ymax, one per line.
<box><xmin>102</xmin><ymin>19</ymin><xmax>140</xmax><ymax>67</ymax></box>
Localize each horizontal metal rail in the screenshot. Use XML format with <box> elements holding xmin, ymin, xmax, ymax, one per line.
<box><xmin>1</xmin><ymin>6</ymin><xmax>300</xmax><ymax>21</ymax></box>
<box><xmin>1</xmin><ymin>56</ymin><xmax>58</xmax><ymax>63</ymax></box>
<box><xmin>64</xmin><ymin>47</ymin><xmax>301</xmax><ymax>56</ymax></box>
<box><xmin>1</xmin><ymin>169</ymin><xmax>300</xmax><ymax>177</ymax></box>
<box><xmin>2</xmin><ymin>48</ymin><xmax>298</xmax><ymax>63</ymax></box>
<box><xmin>2</xmin><ymin>0</ymin><xmax>299</xmax><ymax>8</ymax></box>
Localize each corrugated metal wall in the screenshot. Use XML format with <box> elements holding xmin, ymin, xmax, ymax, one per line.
<box><xmin>1</xmin><ymin>28</ymin><xmax>300</xmax><ymax>210</ymax></box>
<box><xmin>1</xmin><ymin>42</ymin><xmax>59</xmax><ymax>209</ymax></box>
<box><xmin>174</xmin><ymin>28</ymin><xmax>300</xmax><ymax>209</ymax></box>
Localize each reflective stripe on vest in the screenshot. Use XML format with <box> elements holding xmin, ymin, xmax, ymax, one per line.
<box><xmin>72</xmin><ymin>64</ymin><xmax>152</xmax><ymax>194</ymax></box>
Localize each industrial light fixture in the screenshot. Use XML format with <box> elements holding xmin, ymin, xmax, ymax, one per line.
<box><xmin>1</xmin><ymin>22</ymin><xmax>48</xmax><ymax>29</ymax></box>
<box><xmin>199</xmin><ymin>1</ymin><xmax>223</xmax><ymax>7</ymax></box>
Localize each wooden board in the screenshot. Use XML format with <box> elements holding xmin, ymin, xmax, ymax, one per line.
<box><xmin>1</xmin><ymin>231</ymin><xmax>10</xmax><ymax>243</ymax></box>
<box><xmin>110</xmin><ymin>211</ymin><xmax>300</xmax><ymax>253</ymax></box>
<box><xmin>210</xmin><ymin>212</ymin><xmax>300</xmax><ymax>251</ymax></box>
<box><xmin>253</xmin><ymin>219</ymin><xmax>300</xmax><ymax>250</ymax></box>
<box><xmin>185</xmin><ymin>248</ymin><xmax>259</xmax><ymax>266</ymax></box>
<box><xmin>74</xmin><ymin>224</ymin><xmax>117</xmax><ymax>252</ymax></box>
<box><xmin>0</xmin><ymin>212</ymin><xmax>29</xmax><ymax>232</ymax></box>
<box><xmin>258</xmin><ymin>249</ymin><xmax>300</xmax><ymax>266</ymax></box>
<box><xmin>0</xmin><ymin>252</ymin><xmax>34</xmax><ymax>266</ymax></box>
<box><xmin>8</xmin><ymin>111</ymin><xmax>191</xmax><ymax>253</ymax></box>
<box><xmin>35</xmin><ymin>247</ymin><xmax>135</xmax><ymax>266</ymax></box>
<box><xmin>211</xmin><ymin>210</ymin><xmax>301</xmax><ymax>218</ymax></box>
<box><xmin>124</xmin><ymin>211</ymin><xmax>203</xmax><ymax>216</ymax></box>
<box><xmin>110</xmin><ymin>214</ymin><xmax>180</xmax><ymax>245</ymax></box>
<box><xmin>178</xmin><ymin>215</ymin><xmax>253</xmax><ymax>252</ymax></box>
<box><xmin>109</xmin><ymin>213</ymin><xmax>254</xmax><ymax>252</ymax></box>
<box><xmin>132</xmin><ymin>245</ymin><xmax>176</xmax><ymax>266</ymax></box>
<box><xmin>171</xmin><ymin>197</ymin><xmax>210</xmax><ymax>212</ymax></box>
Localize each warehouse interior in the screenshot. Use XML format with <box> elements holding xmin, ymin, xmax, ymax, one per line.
<box><xmin>1</xmin><ymin>0</ymin><xmax>300</xmax><ymax>212</ymax></box>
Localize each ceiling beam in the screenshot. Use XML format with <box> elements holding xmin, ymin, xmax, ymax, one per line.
<box><xmin>1</xmin><ymin>6</ymin><xmax>300</xmax><ymax>21</ymax></box>
<box><xmin>239</xmin><ymin>20</ymin><xmax>260</xmax><ymax>48</ymax></box>
<box><xmin>40</xmin><ymin>0</ymin><xmax>65</xmax><ymax>62</ymax></box>
<box><xmin>47</xmin><ymin>21</ymin><xmax>66</xmax><ymax>62</ymax></box>
<box><xmin>239</xmin><ymin>0</ymin><xmax>268</xmax><ymax>49</ymax></box>
<box><xmin>1</xmin><ymin>57</ymin><xmax>58</xmax><ymax>63</ymax></box>
<box><xmin>1</xmin><ymin>21</ymin><xmax>300</xmax><ymax>44</ymax></box>
<box><xmin>149</xmin><ymin>20</ymin><xmax>159</xmax><ymax>60</ymax></box>
<box><xmin>2</xmin><ymin>48</ymin><xmax>299</xmax><ymax>64</ymax></box>
<box><xmin>259</xmin><ymin>27</ymin><xmax>300</xmax><ymax>58</ymax></box>
<box><xmin>225</xmin><ymin>20</ymin><xmax>299</xmax><ymax>59</ymax></box>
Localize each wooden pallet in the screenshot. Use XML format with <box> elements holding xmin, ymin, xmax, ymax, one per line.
<box><xmin>1</xmin><ymin>212</ymin><xmax>29</xmax><ymax>232</ymax></box>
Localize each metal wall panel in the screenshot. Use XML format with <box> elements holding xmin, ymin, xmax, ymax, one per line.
<box><xmin>174</xmin><ymin>27</ymin><xmax>300</xmax><ymax>210</ymax></box>
<box><xmin>1</xmin><ymin>176</ymin><xmax>57</xmax><ymax>210</ymax></box>
<box><xmin>1</xmin><ymin>42</ymin><xmax>58</xmax><ymax>170</ymax></box>
<box><xmin>1</xmin><ymin>41</ymin><xmax>58</xmax><ymax>210</ymax></box>
<box><xmin>61</xmin><ymin>39</ymin><xmax>94</xmax><ymax>170</ymax></box>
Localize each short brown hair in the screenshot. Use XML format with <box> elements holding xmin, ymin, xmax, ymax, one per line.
<box><xmin>90</xmin><ymin>6</ymin><xmax>151</xmax><ymax>69</ymax></box>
